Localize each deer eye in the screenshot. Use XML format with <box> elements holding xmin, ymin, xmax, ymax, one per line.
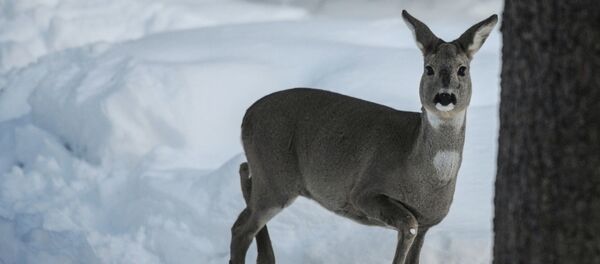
<box><xmin>425</xmin><ymin>66</ymin><xmax>434</xmax><ymax>76</ymax></box>
<box><xmin>457</xmin><ymin>66</ymin><xmax>467</xmax><ymax>76</ymax></box>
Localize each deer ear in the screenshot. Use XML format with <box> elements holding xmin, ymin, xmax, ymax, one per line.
<box><xmin>402</xmin><ymin>10</ymin><xmax>441</xmax><ymax>55</ymax></box>
<box><xmin>454</xmin><ymin>14</ymin><xmax>498</xmax><ymax>58</ymax></box>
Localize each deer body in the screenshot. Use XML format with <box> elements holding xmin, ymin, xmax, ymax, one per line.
<box><xmin>230</xmin><ymin>10</ymin><xmax>497</xmax><ymax>264</ymax></box>
<box><xmin>243</xmin><ymin>88</ymin><xmax>464</xmax><ymax>226</ymax></box>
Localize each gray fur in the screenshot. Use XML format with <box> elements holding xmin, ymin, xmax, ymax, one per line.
<box><xmin>229</xmin><ymin>10</ymin><xmax>498</xmax><ymax>264</ymax></box>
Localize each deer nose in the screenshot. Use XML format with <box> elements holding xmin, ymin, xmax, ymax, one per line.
<box><xmin>433</xmin><ymin>92</ymin><xmax>457</xmax><ymax>106</ymax></box>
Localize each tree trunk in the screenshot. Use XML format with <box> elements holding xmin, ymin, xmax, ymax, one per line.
<box><xmin>494</xmin><ymin>1</ymin><xmax>600</xmax><ymax>263</ymax></box>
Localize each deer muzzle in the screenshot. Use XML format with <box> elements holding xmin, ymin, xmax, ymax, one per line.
<box><xmin>434</xmin><ymin>92</ymin><xmax>457</xmax><ymax>106</ymax></box>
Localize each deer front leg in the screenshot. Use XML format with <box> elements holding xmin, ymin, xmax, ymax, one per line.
<box><xmin>405</xmin><ymin>227</ymin><xmax>428</xmax><ymax>264</ymax></box>
<box><xmin>352</xmin><ymin>193</ymin><xmax>418</xmax><ymax>264</ymax></box>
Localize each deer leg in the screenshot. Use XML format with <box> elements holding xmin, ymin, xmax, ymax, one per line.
<box><xmin>392</xmin><ymin>227</ymin><xmax>417</xmax><ymax>264</ymax></box>
<box><xmin>230</xmin><ymin>208</ymin><xmax>251</xmax><ymax>264</ymax></box>
<box><xmin>230</xmin><ymin>205</ymin><xmax>281</xmax><ymax>264</ymax></box>
<box><xmin>353</xmin><ymin>193</ymin><xmax>418</xmax><ymax>264</ymax></box>
<box><xmin>239</xmin><ymin>163</ymin><xmax>275</xmax><ymax>264</ymax></box>
<box><xmin>405</xmin><ymin>227</ymin><xmax>428</xmax><ymax>264</ymax></box>
<box><xmin>231</xmin><ymin>163</ymin><xmax>290</xmax><ymax>264</ymax></box>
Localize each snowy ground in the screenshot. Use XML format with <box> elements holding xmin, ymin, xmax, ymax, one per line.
<box><xmin>0</xmin><ymin>0</ymin><xmax>501</xmax><ymax>263</ymax></box>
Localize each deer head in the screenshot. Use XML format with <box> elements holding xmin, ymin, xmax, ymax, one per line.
<box><xmin>402</xmin><ymin>10</ymin><xmax>498</xmax><ymax>119</ymax></box>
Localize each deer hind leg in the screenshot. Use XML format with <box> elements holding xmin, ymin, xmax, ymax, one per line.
<box><xmin>230</xmin><ymin>203</ymin><xmax>282</xmax><ymax>264</ymax></box>
<box><xmin>238</xmin><ymin>162</ymin><xmax>275</xmax><ymax>264</ymax></box>
<box><xmin>230</xmin><ymin>163</ymin><xmax>289</xmax><ymax>264</ymax></box>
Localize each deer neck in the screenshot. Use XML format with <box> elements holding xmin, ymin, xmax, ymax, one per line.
<box><xmin>412</xmin><ymin>108</ymin><xmax>467</xmax><ymax>172</ymax></box>
<box><xmin>421</xmin><ymin>108</ymin><xmax>466</xmax><ymax>137</ymax></box>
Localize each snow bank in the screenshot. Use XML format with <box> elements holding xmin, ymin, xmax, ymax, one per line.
<box><xmin>0</xmin><ymin>0</ymin><xmax>307</xmax><ymax>72</ymax></box>
<box><xmin>0</xmin><ymin>1</ymin><xmax>502</xmax><ymax>263</ymax></box>
<box><xmin>257</xmin><ymin>0</ymin><xmax>501</xmax><ymax>21</ymax></box>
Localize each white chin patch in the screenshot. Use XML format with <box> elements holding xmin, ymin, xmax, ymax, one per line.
<box><xmin>435</xmin><ymin>103</ymin><xmax>455</xmax><ymax>112</ymax></box>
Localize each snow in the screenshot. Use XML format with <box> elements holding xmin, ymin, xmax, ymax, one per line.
<box><xmin>0</xmin><ymin>0</ymin><xmax>307</xmax><ymax>72</ymax></box>
<box><xmin>0</xmin><ymin>1</ymin><xmax>501</xmax><ymax>263</ymax></box>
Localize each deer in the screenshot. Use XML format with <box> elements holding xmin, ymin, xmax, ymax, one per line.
<box><xmin>229</xmin><ymin>10</ymin><xmax>498</xmax><ymax>264</ymax></box>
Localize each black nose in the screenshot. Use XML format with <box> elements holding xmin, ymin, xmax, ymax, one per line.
<box><xmin>433</xmin><ymin>93</ymin><xmax>457</xmax><ymax>106</ymax></box>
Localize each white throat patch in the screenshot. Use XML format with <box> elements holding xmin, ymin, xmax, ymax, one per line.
<box><xmin>433</xmin><ymin>151</ymin><xmax>461</xmax><ymax>182</ymax></box>
<box><xmin>426</xmin><ymin>109</ymin><xmax>466</xmax><ymax>130</ymax></box>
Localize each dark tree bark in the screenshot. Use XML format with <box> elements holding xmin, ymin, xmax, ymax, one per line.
<box><xmin>494</xmin><ymin>1</ymin><xmax>600</xmax><ymax>263</ymax></box>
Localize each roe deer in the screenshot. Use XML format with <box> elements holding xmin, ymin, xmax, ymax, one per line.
<box><xmin>230</xmin><ymin>10</ymin><xmax>498</xmax><ymax>264</ymax></box>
